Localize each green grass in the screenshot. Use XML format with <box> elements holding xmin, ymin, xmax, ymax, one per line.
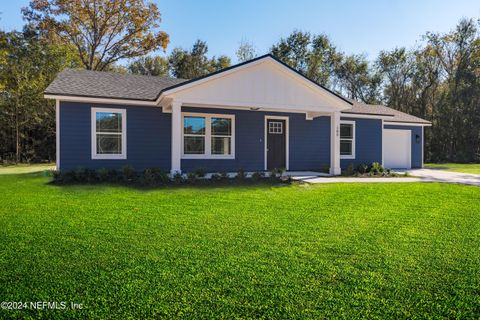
<box><xmin>0</xmin><ymin>166</ymin><xmax>479</xmax><ymax>319</ymax></box>
<box><xmin>0</xmin><ymin>163</ymin><xmax>54</xmax><ymax>175</ymax></box>
<box><xmin>425</xmin><ymin>163</ymin><xmax>480</xmax><ymax>174</ymax></box>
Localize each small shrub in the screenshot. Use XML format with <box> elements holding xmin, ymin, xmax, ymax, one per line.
<box><xmin>236</xmin><ymin>168</ymin><xmax>246</xmax><ymax>180</ymax></box>
<box><xmin>357</xmin><ymin>163</ymin><xmax>368</xmax><ymax>174</ymax></box>
<box><xmin>251</xmin><ymin>171</ymin><xmax>265</xmax><ymax>181</ymax></box>
<box><xmin>74</xmin><ymin>167</ymin><xmax>88</xmax><ymax>182</ymax></box>
<box><xmin>96</xmin><ymin>168</ymin><xmax>109</xmax><ymax>182</ymax></box>
<box><xmin>140</xmin><ymin>168</ymin><xmax>167</xmax><ymax>186</ymax></box>
<box><xmin>186</xmin><ymin>172</ymin><xmax>197</xmax><ymax>184</ymax></box>
<box><xmin>122</xmin><ymin>165</ymin><xmax>137</xmax><ymax>183</ymax></box>
<box><xmin>193</xmin><ymin>167</ymin><xmax>206</xmax><ymax>178</ymax></box>
<box><xmin>210</xmin><ymin>173</ymin><xmax>222</xmax><ymax>182</ymax></box>
<box><xmin>220</xmin><ymin>171</ymin><xmax>229</xmax><ymax>180</ymax></box>
<box><xmin>51</xmin><ymin>170</ymin><xmax>63</xmax><ymax>184</ymax></box>
<box><xmin>344</xmin><ymin>163</ymin><xmax>355</xmax><ymax>176</ymax></box>
<box><xmin>107</xmin><ymin>169</ymin><xmax>118</xmax><ymax>182</ymax></box>
<box><xmin>172</xmin><ymin>171</ymin><xmax>184</xmax><ymax>184</ymax></box>
<box><xmin>269</xmin><ymin>168</ymin><xmax>282</xmax><ymax>181</ymax></box>
<box><xmin>370</xmin><ymin>162</ymin><xmax>384</xmax><ymax>175</ymax></box>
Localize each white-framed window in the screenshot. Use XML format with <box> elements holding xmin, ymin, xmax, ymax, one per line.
<box><xmin>268</xmin><ymin>121</ymin><xmax>283</xmax><ymax>134</ymax></box>
<box><xmin>340</xmin><ymin>120</ymin><xmax>355</xmax><ymax>159</ymax></box>
<box><xmin>182</xmin><ymin>112</ymin><xmax>235</xmax><ymax>159</ymax></box>
<box><xmin>91</xmin><ymin>108</ymin><xmax>126</xmax><ymax>159</ymax></box>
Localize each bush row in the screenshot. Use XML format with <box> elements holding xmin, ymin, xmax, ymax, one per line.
<box><xmin>51</xmin><ymin>166</ymin><xmax>292</xmax><ymax>186</ymax></box>
<box><xmin>342</xmin><ymin>162</ymin><xmax>405</xmax><ymax>177</ymax></box>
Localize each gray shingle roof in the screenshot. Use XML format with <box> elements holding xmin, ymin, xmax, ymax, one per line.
<box><xmin>45</xmin><ymin>67</ymin><xmax>430</xmax><ymax>124</ymax></box>
<box><xmin>45</xmin><ymin>69</ymin><xmax>187</xmax><ymax>101</ymax></box>
<box><xmin>342</xmin><ymin>101</ymin><xmax>431</xmax><ymax>124</ymax></box>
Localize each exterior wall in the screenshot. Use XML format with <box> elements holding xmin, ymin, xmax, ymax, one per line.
<box><xmin>59</xmin><ymin>101</ymin><xmax>171</xmax><ymax>171</ymax></box>
<box><xmin>181</xmin><ymin>107</ymin><xmax>331</xmax><ymax>172</ymax></box>
<box><xmin>340</xmin><ymin>117</ymin><xmax>383</xmax><ymax>168</ymax></box>
<box><xmin>384</xmin><ymin>124</ymin><xmax>423</xmax><ymax>168</ymax></box>
<box><xmin>59</xmin><ymin>102</ymin><xmax>331</xmax><ymax>172</ymax></box>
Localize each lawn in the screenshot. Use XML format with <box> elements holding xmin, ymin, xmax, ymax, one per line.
<box><xmin>425</xmin><ymin>163</ymin><xmax>480</xmax><ymax>174</ymax></box>
<box><xmin>0</xmin><ymin>167</ymin><xmax>479</xmax><ymax>319</ymax></box>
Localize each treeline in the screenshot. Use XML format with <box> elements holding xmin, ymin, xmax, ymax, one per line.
<box><xmin>0</xmin><ymin>1</ymin><xmax>479</xmax><ymax>163</ymax></box>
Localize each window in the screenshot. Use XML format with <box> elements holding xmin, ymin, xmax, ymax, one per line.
<box><xmin>182</xmin><ymin>113</ymin><xmax>234</xmax><ymax>159</ymax></box>
<box><xmin>91</xmin><ymin>108</ymin><xmax>126</xmax><ymax>159</ymax></box>
<box><xmin>268</xmin><ymin>121</ymin><xmax>283</xmax><ymax>134</ymax></box>
<box><xmin>340</xmin><ymin>121</ymin><xmax>355</xmax><ymax>159</ymax></box>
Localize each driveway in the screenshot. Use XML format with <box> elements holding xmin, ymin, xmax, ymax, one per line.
<box><xmin>405</xmin><ymin>168</ymin><xmax>480</xmax><ymax>186</ymax></box>
<box><xmin>290</xmin><ymin>169</ymin><xmax>480</xmax><ymax>186</ymax></box>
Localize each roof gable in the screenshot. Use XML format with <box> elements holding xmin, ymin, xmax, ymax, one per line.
<box><xmin>160</xmin><ymin>55</ymin><xmax>353</xmax><ymax>112</ymax></box>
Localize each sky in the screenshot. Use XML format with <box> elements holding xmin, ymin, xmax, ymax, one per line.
<box><xmin>1</xmin><ymin>0</ymin><xmax>480</xmax><ymax>63</ymax></box>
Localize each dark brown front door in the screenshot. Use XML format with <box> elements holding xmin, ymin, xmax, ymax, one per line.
<box><xmin>267</xmin><ymin>119</ymin><xmax>286</xmax><ymax>170</ymax></box>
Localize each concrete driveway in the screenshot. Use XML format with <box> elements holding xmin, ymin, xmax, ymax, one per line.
<box><xmin>290</xmin><ymin>169</ymin><xmax>480</xmax><ymax>186</ymax></box>
<box><xmin>405</xmin><ymin>168</ymin><xmax>480</xmax><ymax>186</ymax></box>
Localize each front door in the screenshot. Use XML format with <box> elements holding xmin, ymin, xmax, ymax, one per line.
<box><xmin>266</xmin><ymin>119</ymin><xmax>286</xmax><ymax>170</ymax></box>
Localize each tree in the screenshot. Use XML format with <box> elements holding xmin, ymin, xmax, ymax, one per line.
<box><xmin>0</xmin><ymin>26</ymin><xmax>81</xmax><ymax>163</ymax></box>
<box><xmin>169</xmin><ymin>40</ymin><xmax>231</xmax><ymax>79</ymax></box>
<box><xmin>22</xmin><ymin>0</ymin><xmax>169</xmax><ymax>71</ymax></box>
<box><xmin>236</xmin><ymin>40</ymin><xmax>256</xmax><ymax>62</ymax></box>
<box><xmin>128</xmin><ymin>56</ymin><xmax>169</xmax><ymax>76</ymax></box>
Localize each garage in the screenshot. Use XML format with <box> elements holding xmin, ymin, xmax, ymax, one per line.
<box><xmin>383</xmin><ymin>129</ymin><xmax>411</xmax><ymax>169</ymax></box>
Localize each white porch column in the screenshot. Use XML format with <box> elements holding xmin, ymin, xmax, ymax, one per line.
<box><xmin>330</xmin><ymin>111</ymin><xmax>341</xmax><ymax>175</ymax></box>
<box><xmin>171</xmin><ymin>101</ymin><xmax>182</xmax><ymax>175</ymax></box>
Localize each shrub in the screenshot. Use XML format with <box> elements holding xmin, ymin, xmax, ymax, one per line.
<box><xmin>343</xmin><ymin>163</ymin><xmax>355</xmax><ymax>176</ymax></box>
<box><xmin>251</xmin><ymin>171</ymin><xmax>265</xmax><ymax>181</ymax></box>
<box><xmin>220</xmin><ymin>171</ymin><xmax>229</xmax><ymax>180</ymax></box>
<box><xmin>186</xmin><ymin>172</ymin><xmax>197</xmax><ymax>184</ymax></box>
<box><xmin>107</xmin><ymin>169</ymin><xmax>119</xmax><ymax>182</ymax></box>
<box><xmin>140</xmin><ymin>168</ymin><xmax>167</xmax><ymax>186</ymax></box>
<box><xmin>193</xmin><ymin>167</ymin><xmax>206</xmax><ymax>178</ymax></box>
<box><xmin>122</xmin><ymin>165</ymin><xmax>137</xmax><ymax>183</ymax></box>
<box><xmin>236</xmin><ymin>168</ymin><xmax>246</xmax><ymax>180</ymax></box>
<box><xmin>96</xmin><ymin>168</ymin><xmax>109</xmax><ymax>182</ymax></box>
<box><xmin>210</xmin><ymin>173</ymin><xmax>222</xmax><ymax>182</ymax></box>
<box><xmin>74</xmin><ymin>167</ymin><xmax>89</xmax><ymax>182</ymax></box>
<box><xmin>370</xmin><ymin>162</ymin><xmax>384</xmax><ymax>174</ymax></box>
<box><xmin>51</xmin><ymin>170</ymin><xmax>63</xmax><ymax>184</ymax></box>
<box><xmin>357</xmin><ymin>163</ymin><xmax>368</xmax><ymax>174</ymax></box>
<box><xmin>172</xmin><ymin>171</ymin><xmax>184</xmax><ymax>184</ymax></box>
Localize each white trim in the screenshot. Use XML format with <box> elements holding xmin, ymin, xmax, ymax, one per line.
<box><xmin>381</xmin><ymin>119</ymin><xmax>384</xmax><ymax>166</ymax></box>
<box><xmin>55</xmin><ymin>100</ymin><xmax>60</xmax><ymax>170</ymax></box>
<box><xmin>330</xmin><ymin>112</ymin><xmax>341</xmax><ymax>175</ymax></box>
<box><xmin>339</xmin><ymin>120</ymin><xmax>356</xmax><ymax>160</ymax></box>
<box><xmin>264</xmin><ymin>115</ymin><xmax>289</xmax><ymax>171</ymax></box>
<box><xmin>45</xmin><ymin>94</ymin><xmax>157</xmax><ymax>107</ymax></box>
<box><xmin>171</xmin><ymin>101</ymin><xmax>182</xmax><ymax>174</ymax></box>
<box><xmin>384</xmin><ymin>121</ymin><xmax>431</xmax><ymax>127</ymax></box>
<box><xmin>421</xmin><ymin>126</ymin><xmax>424</xmax><ymax>168</ymax></box>
<box><xmin>91</xmin><ymin>107</ymin><xmax>127</xmax><ymax>160</ymax></box>
<box><xmin>181</xmin><ymin>112</ymin><xmax>235</xmax><ymax>160</ymax></box>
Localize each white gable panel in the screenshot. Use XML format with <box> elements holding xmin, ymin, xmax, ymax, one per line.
<box><xmin>167</xmin><ymin>60</ymin><xmax>350</xmax><ymax>112</ymax></box>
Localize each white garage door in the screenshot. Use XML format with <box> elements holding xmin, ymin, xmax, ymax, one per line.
<box><xmin>383</xmin><ymin>129</ymin><xmax>411</xmax><ymax>169</ymax></box>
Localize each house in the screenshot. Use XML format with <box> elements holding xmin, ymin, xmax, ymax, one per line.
<box><xmin>44</xmin><ymin>54</ymin><xmax>431</xmax><ymax>175</ymax></box>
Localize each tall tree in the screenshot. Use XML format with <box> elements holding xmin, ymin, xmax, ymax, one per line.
<box><xmin>128</xmin><ymin>56</ymin><xmax>169</xmax><ymax>76</ymax></box>
<box><xmin>236</xmin><ymin>40</ymin><xmax>256</xmax><ymax>62</ymax></box>
<box><xmin>22</xmin><ymin>0</ymin><xmax>169</xmax><ymax>71</ymax></box>
<box><xmin>169</xmin><ymin>40</ymin><xmax>231</xmax><ymax>79</ymax></box>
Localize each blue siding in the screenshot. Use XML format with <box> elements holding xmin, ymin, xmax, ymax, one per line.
<box><xmin>181</xmin><ymin>107</ymin><xmax>331</xmax><ymax>172</ymax></box>
<box><xmin>59</xmin><ymin>102</ymin><xmax>171</xmax><ymax>171</ymax></box>
<box><xmin>340</xmin><ymin>117</ymin><xmax>383</xmax><ymax>168</ymax></box>
<box><xmin>384</xmin><ymin>124</ymin><xmax>423</xmax><ymax>168</ymax></box>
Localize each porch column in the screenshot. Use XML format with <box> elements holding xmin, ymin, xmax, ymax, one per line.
<box><xmin>330</xmin><ymin>111</ymin><xmax>341</xmax><ymax>175</ymax></box>
<box><xmin>171</xmin><ymin>101</ymin><xmax>182</xmax><ymax>175</ymax></box>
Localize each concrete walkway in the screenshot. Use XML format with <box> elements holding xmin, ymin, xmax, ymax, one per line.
<box><xmin>290</xmin><ymin>169</ymin><xmax>480</xmax><ymax>186</ymax></box>
<box><xmin>404</xmin><ymin>168</ymin><xmax>480</xmax><ymax>186</ymax></box>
